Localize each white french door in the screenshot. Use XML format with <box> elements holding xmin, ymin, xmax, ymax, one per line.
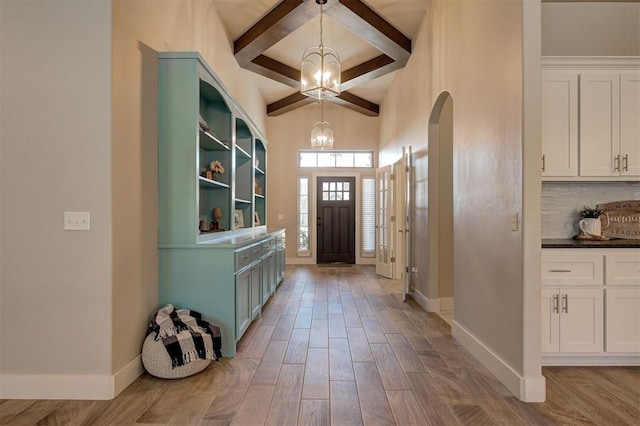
<box><xmin>375</xmin><ymin>166</ymin><xmax>393</xmax><ymax>278</ymax></box>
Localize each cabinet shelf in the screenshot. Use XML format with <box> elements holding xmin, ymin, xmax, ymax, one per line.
<box><xmin>235</xmin><ymin>198</ymin><xmax>251</xmax><ymax>205</ymax></box>
<box><xmin>199</xmin><ymin>176</ymin><xmax>230</xmax><ymax>189</ymax></box>
<box><xmin>236</xmin><ymin>145</ymin><xmax>251</xmax><ymax>161</ymax></box>
<box><xmin>255</xmin><ymin>167</ymin><xmax>265</xmax><ymax>175</ymax></box>
<box><xmin>200</xmin><ymin>129</ymin><xmax>230</xmax><ymax>151</ymax></box>
<box><xmin>255</xmin><ymin>193</ymin><xmax>265</xmax><ymax>199</ymax></box>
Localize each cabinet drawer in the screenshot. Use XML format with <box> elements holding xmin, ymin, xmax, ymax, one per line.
<box><xmin>605</xmin><ymin>254</ymin><xmax>640</xmax><ymax>286</ymax></box>
<box><xmin>236</xmin><ymin>244</ymin><xmax>262</xmax><ymax>271</ymax></box>
<box><xmin>262</xmin><ymin>237</ymin><xmax>276</xmax><ymax>253</ymax></box>
<box><xmin>542</xmin><ymin>253</ymin><xmax>603</xmax><ymax>285</ymax></box>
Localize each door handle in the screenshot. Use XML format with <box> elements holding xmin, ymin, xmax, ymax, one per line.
<box><xmin>541</xmin><ymin>154</ymin><xmax>545</xmax><ymax>172</ymax></box>
<box><xmin>623</xmin><ymin>154</ymin><xmax>629</xmax><ymax>172</ymax></box>
<box><xmin>614</xmin><ymin>155</ymin><xmax>621</xmax><ymax>172</ymax></box>
<box><xmin>562</xmin><ymin>294</ymin><xmax>568</xmax><ymax>313</ymax></box>
<box><xmin>552</xmin><ymin>294</ymin><xmax>559</xmax><ymax>314</ymax></box>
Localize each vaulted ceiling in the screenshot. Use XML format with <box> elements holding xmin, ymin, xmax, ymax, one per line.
<box><xmin>212</xmin><ymin>1</ymin><xmax>429</xmax><ymax>116</ymax></box>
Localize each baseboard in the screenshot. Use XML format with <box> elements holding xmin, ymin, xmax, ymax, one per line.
<box><xmin>408</xmin><ymin>290</ymin><xmax>453</xmax><ymax>314</ymax></box>
<box><xmin>286</xmin><ymin>257</ymin><xmax>315</xmax><ymax>265</ymax></box>
<box><xmin>452</xmin><ymin>320</ymin><xmax>546</xmax><ymax>403</ymax></box>
<box><xmin>0</xmin><ymin>355</ymin><xmax>143</xmax><ymax>400</ymax></box>
<box><xmin>542</xmin><ymin>354</ymin><xmax>640</xmax><ymax>366</ymax></box>
<box><xmin>114</xmin><ymin>354</ymin><xmax>144</xmax><ymax>397</ymax></box>
<box><xmin>439</xmin><ymin>297</ymin><xmax>454</xmax><ymax>312</ymax></box>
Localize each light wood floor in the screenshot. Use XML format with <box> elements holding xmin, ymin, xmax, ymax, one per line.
<box><xmin>1</xmin><ymin>265</ymin><xmax>639</xmax><ymax>425</ymax></box>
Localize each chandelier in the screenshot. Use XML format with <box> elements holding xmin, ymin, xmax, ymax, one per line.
<box><xmin>300</xmin><ymin>0</ymin><xmax>341</xmax><ymax>99</ymax></box>
<box><xmin>311</xmin><ymin>100</ymin><xmax>334</xmax><ymax>150</ymax></box>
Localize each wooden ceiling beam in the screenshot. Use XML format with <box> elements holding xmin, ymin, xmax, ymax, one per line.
<box><xmin>326</xmin><ymin>0</ymin><xmax>411</xmax><ymax>62</ymax></box>
<box><xmin>234</xmin><ymin>0</ymin><xmax>339</xmax><ymax>65</ymax></box>
<box><xmin>234</xmin><ymin>0</ymin><xmax>410</xmax><ymax>116</ymax></box>
<box><xmin>267</xmin><ymin>90</ymin><xmax>378</xmax><ymax>117</ymax></box>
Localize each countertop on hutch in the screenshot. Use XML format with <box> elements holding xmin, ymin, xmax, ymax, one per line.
<box><xmin>542</xmin><ymin>238</ymin><xmax>640</xmax><ymax>249</ymax></box>
<box><xmin>158</xmin><ymin>227</ymin><xmax>286</xmax><ymax>249</ymax></box>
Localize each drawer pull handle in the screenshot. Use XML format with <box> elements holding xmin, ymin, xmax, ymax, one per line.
<box><xmin>552</xmin><ymin>294</ymin><xmax>559</xmax><ymax>314</ymax></box>
<box><xmin>562</xmin><ymin>294</ymin><xmax>568</xmax><ymax>313</ymax></box>
<box><xmin>242</xmin><ymin>255</ymin><xmax>249</xmax><ymax>260</ymax></box>
<box><xmin>622</xmin><ymin>154</ymin><xmax>628</xmax><ymax>172</ymax></box>
<box><xmin>549</xmin><ymin>269</ymin><xmax>572</xmax><ymax>273</ymax></box>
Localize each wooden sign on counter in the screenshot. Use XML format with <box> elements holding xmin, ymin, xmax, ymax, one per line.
<box><xmin>597</xmin><ymin>200</ymin><xmax>640</xmax><ymax>240</ymax></box>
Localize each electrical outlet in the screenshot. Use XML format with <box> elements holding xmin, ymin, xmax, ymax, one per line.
<box><xmin>64</xmin><ymin>211</ymin><xmax>91</xmax><ymax>231</ymax></box>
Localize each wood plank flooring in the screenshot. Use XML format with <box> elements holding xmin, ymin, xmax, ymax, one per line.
<box><xmin>1</xmin><ymin>265</ymin><xmax>639</xmax><ymax>425</ymax></box>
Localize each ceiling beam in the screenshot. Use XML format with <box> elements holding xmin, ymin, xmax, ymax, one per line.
<box><xmin>267</xmin><ymin>90</ymin><xmax>378</xmax><ymax>117</ymax></box>
<box><xmin>326</xmin><ymin>1</ymin><xmax>411</xmax><ymax>62</ymax></box>
<box><xmin>233</xmin><ymin>0</ymin><xmax>410</xmax><ymax>116</ymax></box>
<box><xmin>234</xmin><ymin>0</ymin><xmax>339</xmax><ymax>66</ymax></box>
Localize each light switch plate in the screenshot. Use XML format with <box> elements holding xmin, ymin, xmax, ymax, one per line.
<box><xmin>64</xmin><ymin>211</ymin><xmax>90</xmax><ymax>231</ymax></box>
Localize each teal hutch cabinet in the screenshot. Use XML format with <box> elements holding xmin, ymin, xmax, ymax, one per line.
<box><xmin>157</xmin><ymin>52</ymin><xmax>284</xmax><ymax>357</ymax></box>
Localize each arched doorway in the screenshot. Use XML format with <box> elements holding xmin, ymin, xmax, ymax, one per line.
<box><xmin>427</xmin><ymin>92</ymin><xmax>454</xmax><ymax>322</ymax></box>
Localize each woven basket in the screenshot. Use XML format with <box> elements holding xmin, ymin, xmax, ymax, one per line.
<box><xmin>141</xmin><ymin>333</ymin><xmax>211</xmax><ymax>379</ymax></box>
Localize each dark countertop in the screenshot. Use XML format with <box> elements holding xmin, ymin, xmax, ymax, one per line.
<box><xmin>542</xmin><ymin>238</ymin><xmax>640</xmax><ymax>249</ymax></box>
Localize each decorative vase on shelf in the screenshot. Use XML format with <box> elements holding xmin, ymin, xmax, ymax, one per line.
<box><xmin>579</xmin><ymin>218</ymin><xmax>601</xmax><ymax>238</ymax></box>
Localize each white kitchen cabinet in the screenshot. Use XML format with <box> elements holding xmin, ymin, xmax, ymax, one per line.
<box><xmin>620</xmin><ymin>73</ymin><xmax>640</xmax><ymax>176</ymax></box>
<box><xmin>542</xmin><ymin>287</ymin><xmax>604</xmax><ymax>353</ymax></box>
<box><xmin>579</xmin><ymin>73</ymin><xmax>620</xmax><ymax>177</ymax></box>
<box><xmin>541</xmin><ymin>71</ymin><xmax>578</xmax><ymax>177</ymax></box>
<box><xmin>606</xmin><ymin>288</ymin><xmax>640</xmax><ymax>353</ymax></box>
<box><xmin>542</xmin><ymin>248</ymin><xmax>640</xmax><ymax>365</ymax></box>
<box><xmin>579</xmin><ymin>72</ymin><xmax>640</xmax><ymax>177</ymax></box>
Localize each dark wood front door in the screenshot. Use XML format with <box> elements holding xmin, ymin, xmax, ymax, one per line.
<box><xmin>317</xmin><ymin>176</ymin><xmax>356</xmax><ymax>264</ymax></box>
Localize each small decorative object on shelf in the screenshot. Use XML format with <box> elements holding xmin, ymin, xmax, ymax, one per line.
<box><xmin>254</xmin><ymin>211</ymin><xmax>260</xmax><ymax>226</ymax></box>
<box><xmin>255</xmin><ymin>178</ymin><xmax>263</xmax><ymax>195</ymax></box>
<box><xmin>234</xmin><ymin>210</ymin><xmax>244</xmax><ymax>229</ymax></box>
<box><xmin>213</xmin><ymin>207</ymin><xmax>222</xmax><ymax>231</ymax></box>
<box><xmin>206</xmin><ymin>160</ymin><xmax>224</xmax><ymax>181</ymax></box>
<box><xmin>578</xmin><ymin>205</ymin><xmax>605</xmax><ymax>239</ymax></box>
<box><xmin>199</xmin><ymin>121</ymin><xmax>212</xmax><ymax>134</ymax></box>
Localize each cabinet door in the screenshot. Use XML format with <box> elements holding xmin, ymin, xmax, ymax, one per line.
<box><xmin>235</xmin><ymin>268</ymin><xmax>252</xmax><ymax>340</ymax></box>
<box><xmin>606</xmin><ymin>287</ymin><xmax>640</xmax><ymax>353</ymax></box>
<box><xmin>620</xmin><ymin>73</ymin><xmax>640</xmax><ymax>176</ymax></box>
<box><xmin>542</xmin><ymin>289</ymin><xmax>560</xmax><ymax>353</ymax></box>
<box><xmin>261</xmin><ymin>254</ymin><xmax>272</xmax><ymax>304</ymax></box>
<box><xmin>251</xmin><ymin>264</ymin><xmax>262</xmax><ymax>320</ymax></box>
<box><xmin>541</xmin><ymin>72</ymin><xmax>578</xmax><ymax>177</ymax></box>
<box><xmin>579</xmin><ymin>73</ymin><xmax>620</xmax><ymax>177</ymax></box>
<box><xmin>559</xmin><ymin>288</ymin><xmax>603</xmax><ymax>353</ymax></box>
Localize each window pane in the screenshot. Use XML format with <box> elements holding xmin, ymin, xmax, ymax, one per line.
<box><xmin>329</xmin><ymin>182</ymin><xmax>335</xmax><ymax>191</ymax></box>
<box><xmin>317</xmin><ymin>152</ymin><xmax>335</xmax><ymax>167</ymax></box>
<box><xmin>336</xmin><ymin>192</ymin><xmax>343</xmax><ymax>200</ymax></box>
<box><xmin>300</xmin><ymin>152</ymin><xmax>317</xmax><ymax>168</ymax></box>
<box><xmin>323</xmin><ymin>192</ymin><xmax>329</xmax><ymax>200</ymax></box>
<box><xmin>298</xmin><ymin>177</ymin><xmax>309</xmax><ymax>251</ymax></box>
<box><xmin>298</xmin><ymin>151</ymin><xmax>373</xmax><ymax>168</ymax></box>
<box><xmin>344</xmin><ymin>182</ymin><xmax>350</xmax><ymax>191</ymax></box>
<box><xmin>361</xmin><ymin>177</ymin><xmax>375</xmax><ymax>253</ymax></box>
<box><xmin>343</xmin><ymin>192</ymin><xmax>349</xmax><ymax>201</ymax></box>
<box><xmin>354</xmin><ymin>152</ymin><xmax>373</xmax><ymax>168</ymax></box>
<box><xmin>337</xmin><ymin>182</ymin><xmax>343</xmax><ymax>191</ymax></box>
<box><xmin>336</xmin><ymin>152</ymin><xmax>354</xmax><ymax>167</ymax></box>
<box><xmin>329</xmin><ymin>192</ymin><xmax>336</xmax><ymax>200</ymax></box>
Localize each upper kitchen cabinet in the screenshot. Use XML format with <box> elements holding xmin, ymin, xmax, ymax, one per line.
<box><xmin>542</xmin><ymin>58</ymin><xmax>640</xmax><ymax>181</ymax></box>
<box><xmin>581</xmin><ymin>71</ymin><xmax>640</xmax><ymax>177</ymax></box>
<box><xmin>620</xmin><ymin>73</ymin><xmax>640</xmax><ymax>175</ymax></box>
<box><xmin>542</xmin><ymin>71</ymin><xmax>578</xmax><ymax>177</ymax></box>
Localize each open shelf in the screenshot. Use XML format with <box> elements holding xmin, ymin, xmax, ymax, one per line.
<box><xmin>199</xmin><ymin>176</ymin><xmax>230</xmax><ymax>189</ymax></box>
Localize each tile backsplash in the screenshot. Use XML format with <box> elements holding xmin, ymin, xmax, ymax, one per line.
<box><xmin>542</xmin><ymin>181</ymin><xmax>640</xmax><ymax>238</ymax></box>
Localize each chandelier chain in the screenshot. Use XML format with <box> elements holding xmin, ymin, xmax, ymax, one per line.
<box><xmin>319</xmin><ymin>4</ymin><xmax>324</xmax><ymax>47</ymax></box>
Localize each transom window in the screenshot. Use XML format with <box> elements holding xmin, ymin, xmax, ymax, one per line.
<box><xmin>299</xmin><ymin>151</ymin><xmax>373</xmax><ymax>168</ymax></box>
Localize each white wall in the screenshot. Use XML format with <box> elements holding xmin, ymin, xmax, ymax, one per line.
<box><xmin>0</xmin><ymin>0</ymin><xmax>267</xmax><ymax>399</ymax></box>
<box><xmin>542</xmin><ymin>2</ymin><xmax>640</xmax><ymax>56</ymax></box>
<box><xmin>379</xmin><ymin>0</ymin><xmax>543</xmax><ymax>401</ymax></box>
<box><xmin>267</xmin><ymin>102</ymin><xmax>378</xmax><ymax>264</ymax></box>
<box><xmin>0</xmin><ymin>0</ymin><xmax>113</xmax><ymax>398</ymax></box>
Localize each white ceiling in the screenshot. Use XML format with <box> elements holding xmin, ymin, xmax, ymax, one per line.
<box><xmin>212</xmin><ymin>0</ymin><xmax>429</xmax><ymax>105</ymax></box>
